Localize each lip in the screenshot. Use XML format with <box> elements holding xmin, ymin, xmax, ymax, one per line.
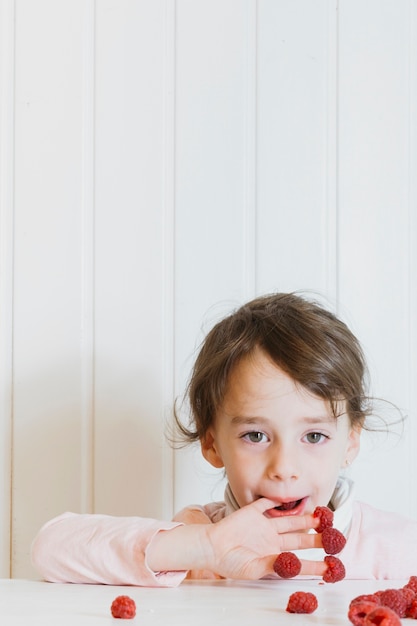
<box><xmin>264</xmin><ymin>496</ymin><xmax>308</xmax><ymax>518</ymax></box>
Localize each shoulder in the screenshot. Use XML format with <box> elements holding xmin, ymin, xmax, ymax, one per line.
<box><xmin>353</xmin><ymin>501</ymin><xmax>417</xmax><ymax>531</ymax></box>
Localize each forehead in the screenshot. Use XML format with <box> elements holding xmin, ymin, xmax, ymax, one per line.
<box><xmin>222</xmin><ymin>347</ymin><xmax>334</xmax><ymax>419</ymax></box>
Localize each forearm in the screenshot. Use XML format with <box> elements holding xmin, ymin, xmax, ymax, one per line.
<box><xmin>31</xmin><ymin>512</ymin><xmax>187</xmax><ymax>587</ymax></box>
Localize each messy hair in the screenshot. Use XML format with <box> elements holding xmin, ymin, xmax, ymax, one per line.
<box><xmin>174</xmin><ymin>292</ymin><xmax>374</xmax><ymax>444</ymax></box>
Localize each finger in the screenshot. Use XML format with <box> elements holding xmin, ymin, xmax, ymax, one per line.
<box><xmin>278</xmin><ymin>532</ymin><xmax>323</xmax><ymax>551</ymax></box>
<box><xmin>251</xmin><ymin>497</ymin><xmax>279</xmax><ymax>513</ymax></box>
<box><xmin>265</xmin><ymin>555</ymin><xmax>327</xmax><ymax>579</ymax></box>
<box><xmin>270</xmin><ymin>513</ymin><xmax>317</xmax><ymax>534</ymax></box>
<box><xmin>299</xmin><ymin>558</ymin><xmax>327</xmax><ymax>577</ymax></box>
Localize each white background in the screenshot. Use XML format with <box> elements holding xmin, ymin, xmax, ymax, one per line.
<box><xmin>0</xmin><ymin>0</ymin><xmax>416</xmax><ymax>578</ymax></box>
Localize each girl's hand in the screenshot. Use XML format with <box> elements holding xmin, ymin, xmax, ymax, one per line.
<box><xmin>204</xmin><ymin>498</ymin><xmax>325</xmax><ymax>580</ymax></box>
<box><xmin>147</xmin><ymin>498</ymin><xmax>325</xmax><ymax>580</ymax></box>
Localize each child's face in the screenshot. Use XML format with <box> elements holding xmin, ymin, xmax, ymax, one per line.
<box><xmin>201</xmin><ymin>347</ymin><xmax>361</xmax><ymax>517</ymax></box>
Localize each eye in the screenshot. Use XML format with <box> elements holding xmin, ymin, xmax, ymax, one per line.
<box><xmin>242</xmin><ymin>431</ymin><xmax>268</xmax><ymax>444</ymax></box>
<box><xmin>305</xmin><ymin>432</ymin><xmax>328</xmax><ymax>444</ymax></box>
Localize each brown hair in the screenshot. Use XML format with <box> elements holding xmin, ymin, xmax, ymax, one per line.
<box><xmin>174</xmin><ymin>292</ymin><xmax>372</xmax><ymax>443</ymax></box>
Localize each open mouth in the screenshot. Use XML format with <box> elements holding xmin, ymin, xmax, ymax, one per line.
<box><xmin>264</xmin><ymin>497</ymin><xmax>307</xmax><ymax>518</ymax></box>
<box><xmin>274</xmin><ymin>499</ymin><xmax>303</xmax><ymax>511</ymax></box>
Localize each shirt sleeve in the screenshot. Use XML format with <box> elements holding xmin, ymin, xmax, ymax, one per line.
<box><xmin>31</xmin><ymin>512</ymin><xmax>187</xmax><ymax>587</ymax></box>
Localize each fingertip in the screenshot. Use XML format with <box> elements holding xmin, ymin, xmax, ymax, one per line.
<box><xmin>308</xmin><ymin>513</ymin><xmax>320</xmax><ymax>530</ymax></box>
<box><xmin>253</xmin><ymin>497</ymin><xmax>277</xmax><ymax>512</ymax></box>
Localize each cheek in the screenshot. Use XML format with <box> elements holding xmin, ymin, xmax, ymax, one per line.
<box><xmin>223</xmin><ymin>453</ymin><xmax>257</xmax><ymax>483</ymax></box>
<box><xmin>331</xmin><ymin>441</ymin><xmax>349</xmax><ymax>464</ymax></box>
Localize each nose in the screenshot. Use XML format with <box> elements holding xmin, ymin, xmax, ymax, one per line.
<box><xmin>266</xmin><ymin>441</ymin><xmax>299</xmax><ymax>481</ymax></box>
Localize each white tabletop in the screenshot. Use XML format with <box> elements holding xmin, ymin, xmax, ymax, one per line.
<box><xmin>0</xmin><ymin>578</ymin><xmax>409</xmax><ymax>625</ymax></box>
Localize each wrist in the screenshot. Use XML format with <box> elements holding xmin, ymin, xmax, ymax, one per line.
<box><xmin>146</xmin><ymin>524</ymin><xmax>213</xmax><ymax>573</ymax></box>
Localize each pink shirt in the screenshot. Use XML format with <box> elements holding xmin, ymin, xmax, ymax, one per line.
<box><xmin>340</xmin><ymin>501</ymin><xmax>417</xmax><ymax>579</ymax></box>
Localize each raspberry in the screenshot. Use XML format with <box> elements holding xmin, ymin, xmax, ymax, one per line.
<box><xmin>404</xmin><ymin>575</ymin><xmax>417</xmax><ymax>595</ymax></box>
<box><xmin>348</xmin><ymin>600</ymin><xmax>380</xmax><ymax>626</ymax></box>
<box><xmin>400</xmin><ymin>587</ymin><xmax>416</xmax><ymax>606</ymax></box>
<box><xmin>313</xmin><ymin>505</ymin><xmax>334</xmax><ymax>533</ymax></box>
<box><xmin>406</xmin><ymin>599</ymin><xmax>417</xmax><ymax>618</ymax></box>
<box><xmin>378</xmin><ymin>588</ymin><xmax>408</xmax><ymax>617</ymax></box>
<box><xmin>364</xmin><ymin>606</ymin><xmax>401</xmax><ymax>625</ymax></box>
<box><xmin>286</xmin><ymin>591</ymin><xmax>318</xmax><ymax>614</ymax></box>
<box><xmin>273</xmin><ymin>551</ymin><xmax>301</xmax><ymax>578</ymax></box>
<box><xmin>110</xmin><ymin>595</ymin><xmax>136</xmax><ymax>619</ymax></box>
<box><xmin>322</xmin><ymin>555</ymin><xmax>345</xmax><ymax>583</ymax></box>
<box><xmin>321</xmin><ymin>527</ymin><xmax>347</xmax><ymax>554</ymax></box>
<box><xmin>347</xmin><ymin>581</ymin><xmax>417</xmax><ymax>624</ymax></box>
<box><xmin>350</xmin><ymin>595</ymin><xmax>381</xmax><ymax>608</ymax></box>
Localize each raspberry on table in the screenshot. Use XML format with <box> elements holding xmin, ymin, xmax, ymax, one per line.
<box><xmin>348</xmin><ymin>600</ymin><xmax>380</xmax><ymax>626</ymax></box>
<box><xmin>286</xmin><ymin>591</ymin><xmax>318</xmax><ymax>614</ymax></box>
<box><xmin>364</xmin><ymin>606</ymin><xmax>401</xmax><ymax>625</ymax></box>
<box><xmin>349</xmin><ymin>594</ymin><xmax>381</xmax><ymax>608</ymax></box>
<box><xmin>313</xmin><ymin>505</ymin><xmax>334</xmax><ymax>533</ymax></box>
<box><xmin>110</xmin><ymin>595</ymin><xmax>136</xmax><ymax>619</ymax></box>
<box><xmin>273</xmin><ymin>551</ymin><xmax>301</xmax><ymax>578</ymax></box>
<box><xmin>399</xmin><ymin>587</ymin><xmax>416</xmax><ymax>607</ymax></box>
<box><xmin>321</xmin><ymin>526</ymin><xmax>347</xmax><ymax>555</ymax></box>
<box><xmin>404</xmin><ymin>575</ymin><xmax>417</xmax><ymax>595</ymax></box>
<box><xmin>406</xmin><ymin>598</ymin><xmax>417</xmax><ymax>619</ymax></box>
<box><xmin>322</xmin><ymin>555</ymin><xmax>345</xmax><ymax>583</ymax></box>
<box><xmin>347</xmin><ymin>579</ymin><xmax>417</xmax><ymax>624</ymax></box>
<box><xmin>378</xmin><ymin>588</ymin><xmax>409</xmax><ymax>617</ymax></box>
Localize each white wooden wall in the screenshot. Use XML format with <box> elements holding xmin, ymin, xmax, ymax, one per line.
<box><xmin>0</xmin><ymin>0</ymin><xmax>416</xmax><ymax>579</ymax></box>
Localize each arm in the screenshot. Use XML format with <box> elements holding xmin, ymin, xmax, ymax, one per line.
<box><xmin>31</xmin><ymin>512</ymin><xmax>187</xmax><ymax>587</ymax></box>
<box><xmin>32</xmin><ymin>500</ymin><xmax>325</xmax><ymax>587</ymax></box>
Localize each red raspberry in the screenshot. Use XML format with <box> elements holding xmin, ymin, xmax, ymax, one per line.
<box><xmin>110</xmin><ymin>595</ymin><xmax>136</xmax><ymax>619</ymax></box>
<box><xmin>273</xmin><ymin>551</ymin><xmax>301</xmax><ymax>578</ymax></box>
<box><xmin>321</xmin><ymin>527</ymin><xmax>347</xmax><ymax>555</ymax></box>
<box><xmin>349</xmin><ymin>595</ymin><xmax>381</xmax><ymax>608</ymax></box>
<box><xmin>286</xmin><ymin>591</ymin><xmax>318</xmax><ymax>614</ymax></box>
<box><xmin>348</xmin><ymin>581</ymin><xmax>417</xmax><ymax>624</ymax></box>
<box><xmin>348</xmin><ymin>600</ymin><xmax>380</xmax><ymax>626</ymax></box>
<box><xmin>364</xmin><ymin>606</ymin><xmax>401</xmax><ymax>625</ymax></box>
<box><xmin>404</xmin><ymin>575</ymin><xmax>417</xmax><ymax>595</ymax></box>
<box><xmin>406</xmin><ymin>599</ymin><xmax>417</xmax><ymax>618</ymax></box>
<box><xmin>378</xmin><ymin>588</ymin><xmax>408</xmax><ymax>617</ymax></box>
<box><xmin>400</xmin><ymin>587</ymin><xmax>416</xmax><ymax>606</ymax></box>
<box><xmin>313</xmin><ymin>505</ymin><xmax>334</xmax><ymax>533</ymax></box>
<box><xmin>322</xmin><ymin>555</ymin><xmax>345</xmax><ymax>583</ymax></box>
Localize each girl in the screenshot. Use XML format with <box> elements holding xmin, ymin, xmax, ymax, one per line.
<box><xmin>31</xmin><ymin>293</ymin><xmax>417</xmax><ymax>586</ymax></box>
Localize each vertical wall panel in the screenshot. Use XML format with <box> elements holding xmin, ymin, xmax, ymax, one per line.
<box><xmin>12</xmin><ymin>0</ymin><xmax>87</xmax><ymax>577</ymax></box>
<box><xmin>161</xmin><ymin>0</ymin><xmax>176</xmax><ymax>521</ymax></box>
<box><xmin>408</xmin><ymin>0</ymin><xmax>417</xmax><ymax>519</ymax></box>
<box><xmin>0</xmin><ymin>0</ymin><xmax>15</xmax><ymax>578</ymax></box>
<box><xmin>243</xmin><ymin>0</ymin><xmax>258</xmax><ymax>298</ymax></box>
<box><xmin>79</xmin><ymin>0</ymin><xmax>95</xmax><ymax>515</ymax></box>
<box><xmin>338</xmin><ymin>0</ymin><xmax>413</xmax><ymax>515</ymax></box>
<box><xmin>93</xmin><ymin>0</ymin><xmax>171</xmax><ymax>519</ymax></box>
<box><xmin>256</xmin><ymin>0</ymin><xmax>337</xmax><ymax>296</ymax></box>
<box><xmin>173</xmin><ymin>0</ymin><xmax>250</xmax><ymax>512</ymax></box>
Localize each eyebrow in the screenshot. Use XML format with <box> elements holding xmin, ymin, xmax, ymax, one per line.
<box><xmin>230</xmin><ymin>415</ymin><xmax>335</xmax><ymax>426</ymax></box>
